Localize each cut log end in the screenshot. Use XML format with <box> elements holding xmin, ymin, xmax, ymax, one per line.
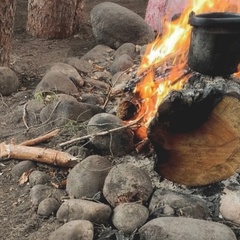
<box><xmin>148</xmin><ymin>75</ymin><xmax>240</xmax><ymax>186</ymax></box>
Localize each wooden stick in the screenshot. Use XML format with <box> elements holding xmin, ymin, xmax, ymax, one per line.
<box><xmin>59</xmin><ymin>117</ymin><xmax>142</xmax><ymax>147</ymax></box>
<box><xmin>0</xmin><ymin>142</ymin><xmax>77</xmax><ymax>167</ymax></box>
<box><xmin>20</xmin><ymin>129</ymin><xmax>60</xmax><ymax>146</ymax></box>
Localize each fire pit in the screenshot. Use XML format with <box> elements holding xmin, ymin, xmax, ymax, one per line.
<box><xmin>120</xmin><ymin>1</ymin><xmax>240</xmax><ymax>186</ymax></box>
<box><xmin>188</xmin><ymin>12</ymin><xmax>240</xmax><ymax>76</ymax></box>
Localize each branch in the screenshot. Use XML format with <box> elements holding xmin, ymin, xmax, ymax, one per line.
<box><xmin>20</xmin><ymin>129</ymin><xmax>60</xmax><ymax>146</ymax></box>
<box><xmin>0</xmin><ymin>142</ymin><xmax>77</xmax><ymax>167</ymax></box>
<box><xmin>59</xmin><ymin>117</ymin><xmax>142</xmax><ymax>147</ymax></box>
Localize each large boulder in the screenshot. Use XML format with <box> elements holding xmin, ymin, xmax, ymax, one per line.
<box><xmin>91</xmin><ymin>2</ymin><xmax>155</xmax><ymax>49</ymax></box>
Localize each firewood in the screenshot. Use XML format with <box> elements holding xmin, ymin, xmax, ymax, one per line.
<box><xmin>116</xmin><ymin>98</ymin><xmax>140</xmax><ymax>121</ymax></box>
<box><xmin>0</xmin><ymin>142</ymin><xmax>77</xmax><ymax>167</ymax></box>
<box><xmin>20</xmin><ymin>129</ymin><xmax>60</xmax><ymax>146</ymax></box>
<box><xmin>148</xmin><ymin>74</ymin><xmax>240</xmax><ymax>186</ymax></box>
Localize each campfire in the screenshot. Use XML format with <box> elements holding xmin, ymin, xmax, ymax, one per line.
<box><xmin>119</xmin><ymin>0</ymin><xmax>240</xmax><ymax>186</ymax></box>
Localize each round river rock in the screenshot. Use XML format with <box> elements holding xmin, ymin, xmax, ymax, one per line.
<box><xmin>87</xmin><ymin>113</ymin><xmax>134</xmax><ymax>157</ymax></box>
<box><xmin>103</xmin><ymin>163</ymin><xmax>153</xmax><ymax>207</ymax></box>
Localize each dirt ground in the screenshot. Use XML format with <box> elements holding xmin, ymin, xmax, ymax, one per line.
<box><xmin>0</xmin><ymin>1</ymin><xmax>148</xmax><ymax>240</ymax></box>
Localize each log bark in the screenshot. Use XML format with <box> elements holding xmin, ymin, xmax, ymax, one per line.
<box><xmin>0</xmin><ymin>0</ymin><xmax>16</xmax><ymax>66</ymax></box>
<box><xmin>27</xmin><ymin>0</ymin><xmax>84</xmax><ymax>39</ymax></box>
<box><xmin>148</xmin><ymin>74</ymin><xmax>240</xmax><ymax>186</ymax></box>
<box><xmin>0</xmin><ymin>142</ymin><xmax>77</xmax><ymax>167</ymax></box>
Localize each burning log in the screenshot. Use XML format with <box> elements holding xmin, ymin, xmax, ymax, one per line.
<box><xmin>148</xmin><ymin>74</ymin><xmax>240</xmax><ymax>186</ymax></box>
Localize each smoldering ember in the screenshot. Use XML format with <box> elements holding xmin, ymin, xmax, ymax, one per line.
<box><xmin>1</xmin><ymin>0</ymin><xmax>240</xmax><ymax>239</ymax></box>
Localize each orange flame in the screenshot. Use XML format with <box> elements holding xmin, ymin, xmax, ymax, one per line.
<box><xmin>132</xmin><ymin>0</ymin><xmax>240</xmax><ymax>139</ymax></box>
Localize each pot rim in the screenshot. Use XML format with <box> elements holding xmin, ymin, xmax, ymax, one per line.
<box><xmin>189</xmin><ymin>11</ymin><xmax>240</xmax><ymax>27</ymax></box>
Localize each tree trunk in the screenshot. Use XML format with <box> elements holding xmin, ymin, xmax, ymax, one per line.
<box><xmin>148</xmin><ymin>74</ymin><xmax>240</xmax><ymax>186</ymax></box>
<box><xmin>0</xmin><ymin>0</ymin><xmax>16</xmax><ymax>66</ymax></box>
<box><xmin>27</xmin><ymin>0</ymin><xmax>85</xmax><ymax>39</ymax></box>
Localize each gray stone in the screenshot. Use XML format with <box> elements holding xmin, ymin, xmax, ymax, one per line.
<box><xmin>29</xmin><ymin>170</ymin><xmax>51</xmax><ymax>187</ymax></box>
<box><xmin>114</xmin><ymin>43</ymin><xmax>137</xmax><ymax>60</ymax></box>
<box><xmin>110</xmin><ymin>71</ymin><xmax>131</xmax><ymax>95</ymax></box>
<box><xmin>149</xmin><ymin>189</ymin><xmax>209</xmax><ymax>219</ymax></box>
<box><xmin>110</xmin><ymin>54</ymin><xmax>134</xmax><ymax>74</ymax></box>
<box><xmin>80</xmin><ymin>93</ymin><xmax>104</xmax><ymax>105</ymax></box>
<box><xmin>48</xmin><ymin>220</ymin><xmax>94</xmax><ymax>240</ymax></box>
<box><xmin>140</xmin><ymin>45</ymin><xmax>147</xmax><ymax>57</ymax></box>
<box><xmin>26</xmin><ymin>99</ymin><xmax>46</xmax><ymax>126</ymax></box>
<box><xmin>11</xmin><ymin>160</ymin><xmax>36</xmax><ymax>179</ymax></box>
<box><xmin>40</xmin><ymin>95</ymin><xmax>103</xmax><ymax>128</ymax></box>
<box><xmin>112</xmin><ymin>203</ymin><xmax>149</xmax><ymax>234</ymax></box>
<box><xmin>220</xmin><ymin>184</ymin><xmax>240</xmax><ymax>225</ymax></box>
<box><xmin>66</xmin><ymin>155</ymin><xmax>112</xmax><ymax>198</ymax></box>
<box><xmin>91</xmin><ymin>2</ymin><xmax>154</xmax><ymax>49</ymax></box>
<box><xmin>66</xmin><ymin>146</ymin><xmax>90</xmax><ymax>160</ymax></box>
<box><xmin>81</xmin><ymin>45</ymin><xmax>114</xmax><ymax>66</ymax></box>
<box><xmin>35</xmin><ymin>71</ymin><xmax>79</xmax><ymax>95</ymax></box>
<box><xmin>103</xmin><ymin>163</ymin><xmax>153</xmax><ymax>207</ymax></box>
<box><xmin>56</xmin><ymin>199</ymin><xmax>112</xmax><ymax>224</ymax></box>
<box><xmin>0</xmin><ymin>67</ymin><xmax>20</xmax><ymax>96</ymax></box>
<box><xmin>139</xmin><ymin>217</ymin><xmax>237</xmax><ymax>240</ymax></box>
<box><xmin>37</xmin><ymin>198</ymin><xmax>60</xmax><ymax>217</ymax></box>
<box><xmin>30</xmin><ymin>184</ymin><xmax>66</xmax><ymax>206</ymax></box>
<box><xmin>87</xmin><ymin>113</ymin><xmax>134</xmax><ymax>156</ymax></box>
<box><xmin>64</xmin><ymin>57</ymin><xmax>93</xmax><ymax>74</ymax></box>
<box><xmin>93</xmin><ymin>70</ymin><xmax>112</xmax><ymax>82</ymax></box>
<box><xmin>38</xmin><ymin>62</ymin><xmax>84</xmax><ymax>87</ymax></box>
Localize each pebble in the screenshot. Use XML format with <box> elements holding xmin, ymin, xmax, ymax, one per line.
<box><xmin>35</xmin><ymin>70</ymin><xmax>79</xmax><ymax>95</ymax></box>
<box><xmin>11</xmin><ymin>160</ymin><xmax>36</xmax><ymax>179</ymax></box>
<box><xmin>65</xmin><ymin>146</ymin><xmax>90</xmax><ymax>160</ymax></box>
<box><xmin>0</xmin><ymin>67</ymin><xmax>20</xmax><ymax>96</ymax></box>
<box><xmin>40</xmin><ymin>95</ymin><xmax>103</xmax><ymax>127</ymax></box>
<box><xmin>103</xmin><ymin>163</ymin><xmax>153</xmax><ymax>207</ymax></box>
<box><xmin>139</xmin><ymin>217</ymin><xmax>237</xmax><ymax>240</ymax></box>
<box><xmin>149</xmin><ymin>189</ymin><xmax>209</xmax><ymax>219</ymax></box>
<box><xmin>30</xmin><ymin>184</ymin><xmax>66</xmax><ymax>206</ymax></box>
<box><xmin>38</xmin><ymin>62</ymin><xmax>84</xmax><ymax>87</ymax></box>
<box><xmin>48</xmin><ymin>220</ymin><xmax>94</xmax><ymax>240</ymax></box>
<box><xmin>29</xmin><ymin>170</ymin><xmax>51</xmax><ymax>187</ymax></box>
<box><xmin>64</xmin><ymin>57</ymin><xmax>93</xmax><ymax>74</ymax></box>
<box><xmin>37</xmin><ymin>198</ymin><xmax>60</xmax><ymax>217</ymax></box>
<box><xmin>112</xmin><ymin>203</ymin><xmax>149</xmax><ymax>234</ymax></box>
<box><xmin>66</xmin><ymin>155</ymin><xmax>112</xmax><ymax>199</ymax></box>
<box><xmin>56</xmin><ymin>199</ymin><xmax>112</xmax><ymax>224</ymax></box>
<box><xmin>113</xmin><ymin>43</ymin><xmax>137</xmax><ymax>60</ymax></box>
<box><xmin>110</xmin><ymin>54</ymin><xmax>134</xmax><ymax>74</ymax></box>
<box><xmin>220</xmin><ymin>183</ymin><xmax>240</xmax><ymax>224</ymax></box>
<box><xmin>81</xmin><ymin>45</ymin><xmax>114</xmax><ymax>67</ymax></box>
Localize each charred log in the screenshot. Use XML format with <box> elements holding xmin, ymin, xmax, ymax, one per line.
<box><xmin>148</xmin><ymin>74</ymin><xmax>240</xmax><ymax>186</ymax></box>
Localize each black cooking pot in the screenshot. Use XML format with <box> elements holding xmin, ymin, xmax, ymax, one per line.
<box><xmin>188</xmin><ymin>12</ymin><xmax>240</xmax><ymax>76</ymax></box>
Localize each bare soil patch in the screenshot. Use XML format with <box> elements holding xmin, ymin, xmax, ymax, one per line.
<box><xmin>0</xmin><ymin>1</ymin><xmax>147</xmax><ymax>240</ymax></box>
